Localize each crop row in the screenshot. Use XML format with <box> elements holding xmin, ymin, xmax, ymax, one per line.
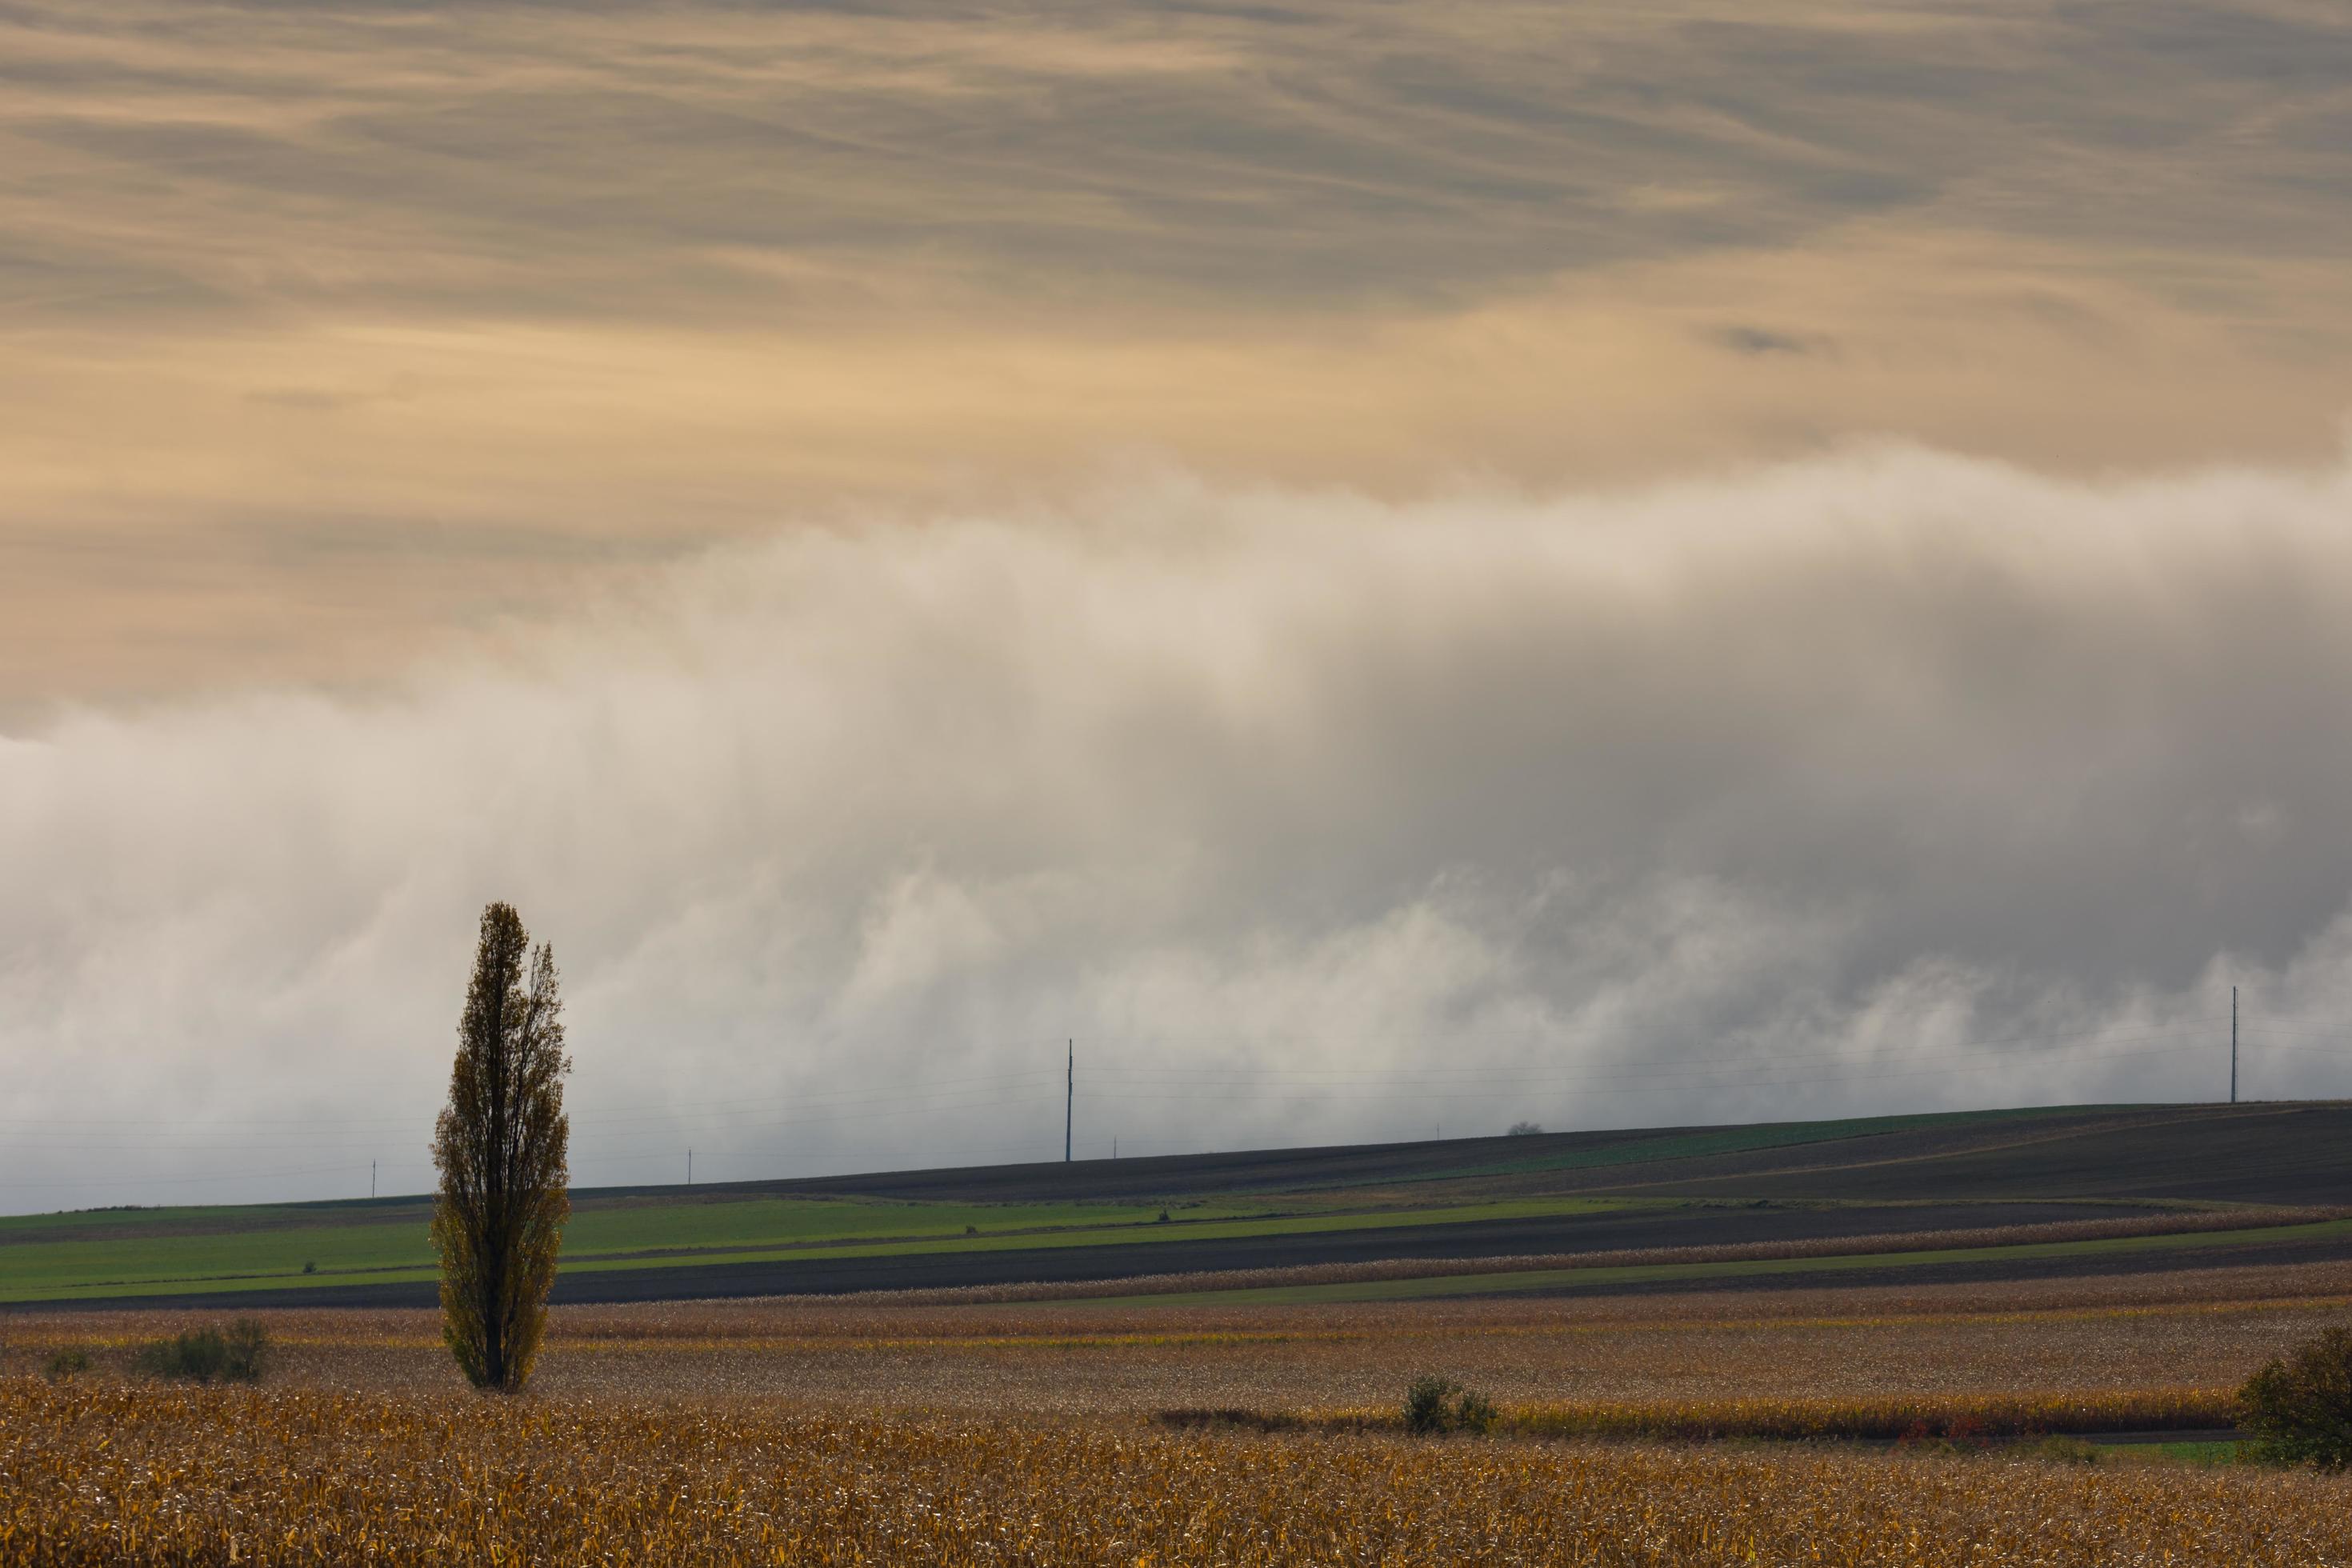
<box><xmin>802</xmin><ymin>1206</ymin><xmax>2346</xmax><ymax>1305</ymax></box>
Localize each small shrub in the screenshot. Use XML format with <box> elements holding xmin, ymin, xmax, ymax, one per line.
<box><xmin>1403</xmin><ymin>1375</ymin><xmax>1498</xmax><ymax>1436</ymax></box>
<box><xmin>302</xmin><ymin>1259</ymin><xmax>318</xmax><ymax>1274</ymax></box>
<box><xmin>134</xmin><ymin>1318</ymin><xmax>268</xmax><ymax>1384</ymax></box>
<box><xmin>1155</xmin><ymin>1210</ymin><xmax>1171</xmax><ymax>1223</ymax></box>
<box><xmin>42</xmin><ymin>1347</ymin><xmax>90</xmax><ymax>1381</ymax></box>
<box><xmin>1506</xmin><ymin>1121</ymin><xmax>1543</xmax><ymax>1137</ymax></box>
<box><xmin>224</xmin><ymin>1317</ymin><xmax>267</xmax><ymax>1380</ymax></box>
<box><xmin>2242</xmin><ymin>1325</ymin><xmax>2352</xmax><ymax>1468</ymax></box>
<box><xmin>1403</xmin><ymin>1375</ymin><xmax>1454</xmax><ymax>1434</ymax></box>
<box><xmin>136</xmin><ymin>1329</ymin><xmax>226</xmax><ymax>1382</ymax></box>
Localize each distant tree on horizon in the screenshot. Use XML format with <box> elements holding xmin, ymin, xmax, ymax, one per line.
<box><xmin>431</xmin><ymin>902</ymin><xmax>571</xmax><ymax>1393</ymax></box>
<box><xmin>1506</xmin><ymin>1121</ymin><xmax>1544</xmax><ymax>1137</ymax></box>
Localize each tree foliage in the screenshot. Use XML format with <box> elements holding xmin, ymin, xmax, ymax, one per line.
<box><xmin>2241</xmin><ymin>1325</ymin><xmax>2352</xmax><ymax>1468</ymax></box>
<box><xmin>431</xmin><ymin>902</ymin><xmax>571</xmax><ymax>1392</ymax></box>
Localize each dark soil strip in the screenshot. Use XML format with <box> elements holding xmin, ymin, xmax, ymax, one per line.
<box><xmin>1463</xmin><ymin>1234</ymin><xmax>2352</xmax><ymax>1303</ymax></box>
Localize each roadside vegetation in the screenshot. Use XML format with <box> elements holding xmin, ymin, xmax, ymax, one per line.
<box><xmin>2241</xmin><ymin>1323</ymin><xmax>2352</xmax><ymax>1468</ymax></box>
<box><xmin>1155</xmin><ymin>1389</ymin><xmax>2232</xmax><ymax>1445</ymax></box>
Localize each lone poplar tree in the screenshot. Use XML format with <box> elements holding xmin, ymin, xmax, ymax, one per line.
<box><xmin>431</xmin><ymin>902</ymin><xmax>570</xmax><ymax>1392</ymax></box>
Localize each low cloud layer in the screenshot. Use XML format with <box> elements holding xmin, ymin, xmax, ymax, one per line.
<box><xmin>8</xmin><ymin>446</ymin><xmax>2352</xmax><ymax>1208</ymax></box>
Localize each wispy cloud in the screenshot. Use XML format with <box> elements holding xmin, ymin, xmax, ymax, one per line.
<box><xmin>2</xmin><ymin>1</ymin><xmax>2350</xmax><ymax>705</ymax></box>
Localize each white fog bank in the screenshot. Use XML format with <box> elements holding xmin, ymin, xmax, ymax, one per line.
<box><xmin>8</xmin><ymin>446</ymin><xmax>2352</xmax><ymax>1207</ymax></box>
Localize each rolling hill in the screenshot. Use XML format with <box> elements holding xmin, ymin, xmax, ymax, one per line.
<box><xmin>8</xmin><ymin>1100</ymin><xmax>2347</xmax><ymax>1309</ymax></box>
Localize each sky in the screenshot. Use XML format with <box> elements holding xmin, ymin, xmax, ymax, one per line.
<box><xmin>4</xmin><ymin>0</ymin><xmax>2352</xmax><ymax>1209</ymax></box>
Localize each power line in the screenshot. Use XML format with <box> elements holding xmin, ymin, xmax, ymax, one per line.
<box><xmin>14</xmin><ymin>1006</ymin><xmax>2352</xmax><ymax>1205</ymax></box>
<box><xmin>0</xmin><ymin>1089</ymin><xmax>1071</xmax><ymax>1150</ymax></box>
<box><xmin>1074</xmin><ymin>1016</ymin><xmax>2233</xmax><ymax>1066</ymax></box>
<box><xmin>0</xmin><ymin>1067</ymin><xmax>1073</xmax><ymax>1131</ymax></box>
<box><xmin>14</xmin><ymin>1030</ymin><xmax>2337</xmax><ymax>1153</ymax></box>
<box><xmin>1022</xmin><ymin>1016</ymin><xmax>2236</xmax><ymax>1082</ymax></box>
<box><xmin>1074</xmin><ymin>1038</ymin><xmax>2228</xmax><ymax>1091</ymax></box>
<box><xmin>5</xmin><ymin>1036</ymin><xmax>2250</xmax><ymax>1155</ymax></box>
<box><xmin>0</xmin><ymin>1162</ymin><xmax>370</xmax><ymax>1190</ymax></box>
<box><xmin>1073</xmin><ymin>1044</ymin><xmax>2225</xmax><ymax>1104</ymax></box>
<box><xmin>0</xmin><ymin>1016</ymin><xmax>2246</xmax><ymax>1134</ymax></box>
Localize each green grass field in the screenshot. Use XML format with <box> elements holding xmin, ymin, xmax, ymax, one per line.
<box><xmin>0</xmin><ymin>1195</ymin><xmax>1249</xmax><ymax>1303</ymax></box>
<box><xmin>2110</xmin><ymin>1439</ymin><xmax>2254</xmax><ymax>1466</ymax></box>
<box><xmin>0</xmin><ymin>1194</ymin><xmax>1640</xmax><ymax>1305</ymax></box>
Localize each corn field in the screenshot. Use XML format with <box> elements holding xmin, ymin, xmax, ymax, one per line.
<box><xmin>5</xmin><ymin>1378</ymin><xmax>2350</xmax><ymax>1566</ymax></box>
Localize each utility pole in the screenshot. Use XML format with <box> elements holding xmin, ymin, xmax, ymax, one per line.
<box><xmin>2231</xmin><ymin>986</ymin><xmax>2238</xmax><ymax>1105</ymax></box>
<box><xmin>688</xmin><ymin>1149</ymin><xmax>694</xmax><ymax>1187</ymax></box>
<box><xmin>371</xmin><ymin>1160</ymin><xmax>376</xmax><ymax>1200</ymax></box>
<box><xmin>1065</xmin><ymin>1040</ymin><xmax>1074</xmax><ymax>1162</ymax></box>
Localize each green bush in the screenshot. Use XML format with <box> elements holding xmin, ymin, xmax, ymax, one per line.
<box><xmin>1403</xmin><ymin>1375</ymin><xmax>1453</xmax><ymax>1434</ymax></box>
<box><xmin>134</xmin><ymin>1318</ymin><xmax>269</xmax><ymax>1384</ymax></box>
<box><xmin>1404</xmin><ymin>1375</ymin><xmax>1498</xmax><ymax>1436</ymax></box>
<box><xmin>2241</xmin><ymin>1325</ymin><xmax>2352</xmax><ymax>1468</ymax></box>
<box><xmin>42</xmin><ymin>1347</ymin><xmax>91</xmax><ymax>1381</ymax></box>
<box><xmin>134</xmin><ymin>1330</ymin><xmax>226</xmax><ymax>1382</ymax></box>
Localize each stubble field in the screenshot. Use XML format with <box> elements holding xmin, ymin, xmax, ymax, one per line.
<box><xmin>7</xmin><ymin>1258</ymin><xmax>2352</xmax><ymax>1563</ymax></box>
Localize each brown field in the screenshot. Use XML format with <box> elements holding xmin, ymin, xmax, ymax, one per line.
<box><xmin>11</xmin><ymin>1383</ymin><xmax>2352</xmax><ymax>1566</ymax></box>
<box><xmin>7</xmin><ymin>1258</ymin><xmax>2352</xmax><ymax>1563</ymax></box>
<box><xmin>714</xmin><ymin>1204</ymin><xmax>2346</xmax><ymax>1308</ymax></box>
<box><xmin>11</xmin><ymin>1255</ymin><xmax>2350</xmax><ymax>1410</ymax></box>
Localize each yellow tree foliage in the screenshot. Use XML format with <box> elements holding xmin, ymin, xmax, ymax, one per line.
<box><xmin>430</xmin><ymin>902</ymin><xmax>570</xmax><ymax>1392</ymax></box>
